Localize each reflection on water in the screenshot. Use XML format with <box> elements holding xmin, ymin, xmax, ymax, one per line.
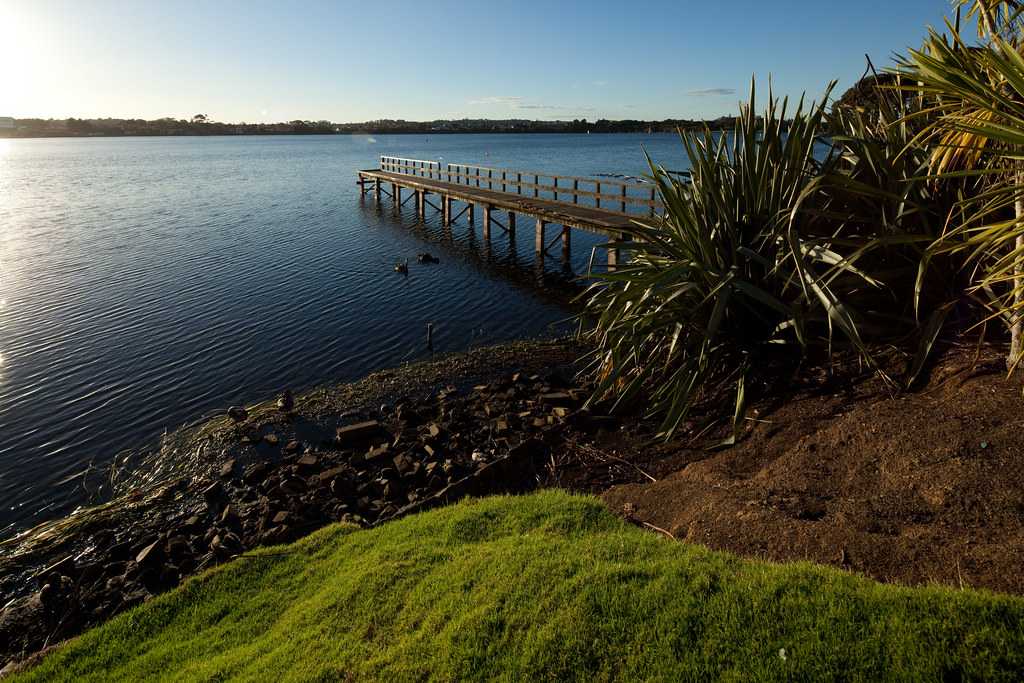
<box><xmin>0</xmin><ymin>132</ymin><xmax>693</xmax><ymax>537</ymax></box>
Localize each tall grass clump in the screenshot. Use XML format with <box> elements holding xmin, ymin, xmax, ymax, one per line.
<box><xmin>581</xmin><ymin>81</ymin><xmax>884</xmax><ymax>439</ymax></box>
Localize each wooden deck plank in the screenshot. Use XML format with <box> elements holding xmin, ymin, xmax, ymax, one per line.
<box><xmin>359</xmin><ymin>170</ymin><xmax>645</xmax><ymax>235</ymax></box>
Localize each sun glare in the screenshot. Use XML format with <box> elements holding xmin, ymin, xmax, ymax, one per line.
<box><xmin>0</xmin><ymin>9</ymin><xmax>51</xmax><ymax>115</ymax></box>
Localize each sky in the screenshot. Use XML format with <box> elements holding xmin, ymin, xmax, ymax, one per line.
<box><xmin>1</xmin><ymin>0</ymin><xmax>957</xmax><ymax>123</ymax></box>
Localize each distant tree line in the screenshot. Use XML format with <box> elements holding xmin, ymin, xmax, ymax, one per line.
<box><xmin>0</xmin><ymin>115</ymin><xmax>745</xmax><ymax>138</ymax></box>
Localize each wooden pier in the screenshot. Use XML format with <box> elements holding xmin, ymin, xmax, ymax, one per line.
<box><xmin>357</xmin><ymin>156</ymin><xmax>663</xmax><ymax>268</ymax></box>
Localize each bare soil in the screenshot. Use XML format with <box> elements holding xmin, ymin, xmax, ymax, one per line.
<box><xmin>599</xmin><ymin>345</ymin><xmax>1024</xmax><ymax>595</ymax></box>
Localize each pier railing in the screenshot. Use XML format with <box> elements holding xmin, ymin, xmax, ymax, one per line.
<box><xmin>379</xmin><ymin>156</ymin><xmax>663</xmax><ymax>216</ymax></box>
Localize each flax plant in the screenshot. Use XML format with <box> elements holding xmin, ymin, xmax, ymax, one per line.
<box><xmin>899</xmin><ymin>1</ymin><xmax>1024</xmax><ymax>369</ymax></box>
<box><xmin>581</xmin><ymin>81</ymin><xmax>882</xmax><ymax>440</ymax></box>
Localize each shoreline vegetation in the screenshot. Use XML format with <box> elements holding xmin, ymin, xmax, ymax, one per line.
<box><xmin>0</xmin><ymin>116</ymin><xmax>744</xmax><ymax>139</ymax></box>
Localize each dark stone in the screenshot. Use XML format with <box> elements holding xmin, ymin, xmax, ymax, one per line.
<box><xmin>272</xmin><ymin>511</ymin><xmax>291</xmax><ymax>525</ymax></box>
<box><xmin>316</xmin><ymin>465</ymin><xmax>346</xmax><ymax>486</ymax></box>
<box><xmin>277</xmin><ymin>389</ymin><xmax>295</xmax><ymax>413</ymax></box>
<box><xmin>365</xmin><ymin>444</ymin><xmax>390</xmax><ymax>463</ymax></box>
<box><xmin>160</xmin><ymin>567</ymin><xmax>181</xmax><ymax>588</ymax></box>
<box><xmin>540</xmin><ymin>392</ymin><xmax>574</xmax><ymax>407</ymax></box>
<box><xmin>202</xmin><ymin>481</ymin><xmax>225</xmax><ymax>504</ymax></box>
<box><xmin>284</xmin><ymin>440</ymin><xmax>302</xmax><ymax>454</ymax></box>
<box><xmin>78</xmin><ymin>562</ymin><xmax>104</xmax><ymax>585</ymax></box>
<box><xmin>219</xmin><ymin>459</ymin><xmax>237</xmax><ymax>478</ymax></box>
<box><xmin>38</xmin><ymin>583</ymin><xmax>56</xmax><ymax>607</ymax></box>
<box><xmin>219</xmin><ymin>505</ymin><xmax>241</xmax><ymax>530</ymax></box>
<box><xmin>335</xmin><ymin>420</ymin><xmax>382</xmax><ymax>445</ymax></box>
<box><xmin>36</xmin><ymin>555</ymin><xmax>75</xmax><ymax>585</ymax></box>
<box><xmin>135</xmin><ymin>540</ymin><xmax>163</xmax><ymax>567</ymax></box>
<box><xmin>243</xmin><ymin>463</ymin><xmax>270</xmax><ymax>485</ymax></box>
<box><xmin>297</xmin><ymin>454</ymin><xmax>319</xmax><ymax>470</ymax></box>
<box><xmin>119</xmin><ymin>587</ymin><xmax>151</xmax><ymax>610</ymax></box>
<box><xmin>166</xmin><ymin>536</ymin><xmax>191</xmax><ymax>559</ymax></box>
<box><xmin>227</xmin><ymin>406</ymin><xmax>248</xmax><ymax>423</ymax></box>
<box><xmin>280</xmin><ymin>476</ymin><xmax>307</xmax><ymax>495</ymax></box>
<box><xmin>392</xmin><ymin>454</ymin><xmax>414</xmax><ymax>476</ymax></box>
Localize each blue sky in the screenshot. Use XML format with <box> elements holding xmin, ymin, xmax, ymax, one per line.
<box><xmin>3</xmin><ymin>0</ymin><xmax>955</xmax><ymax>122</ymax></box>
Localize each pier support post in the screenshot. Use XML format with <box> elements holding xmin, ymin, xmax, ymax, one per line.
<box><xmin>442</xmin><ymin>196</ymin><xmax>451</xmax><ymax>226</ymax></box>
<box><xmin>392</xmin><ymin>184</ymin><xmax>399</xmax><ymax>206</ymax></box>
<box><xmin>417</xmin><ymin>191</ymin><xmax>425</xmax><ymax>218</ymax></box>
<box><xmin>468</xmin><ymin>203</ymin><xmax>475</xmax><ymax>224</ymax></box>
<box><xmin>535</xmin><ymin>219</ymin><xmax>547</xmax><ymax>256</ymax></box>
<box><xmin>508</xmin><ymin>212</ymin><xmax>516</xmax><ymax>237</ymax></box>
<box><xmin>607</xmin><ymin>232</ymin><xmax>626</xmax><ymax>270</ymax></box>
<box><xmin>483</xmin><ymin>205</ymin><xmax>492</xmax><ymax>241</ymax></box>
<box><xmin>374</xmin><ymin>178</ymin><xmax>381</xmax><ymax>203</ymax></box>
<box><xmin>561</xmin><ymin>226</ymin><xmax>571</xmax><ymax>263</ymax></box>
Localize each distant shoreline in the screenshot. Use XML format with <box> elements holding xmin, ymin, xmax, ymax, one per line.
<box><xmin>0</xmin><ymin>116</ymin><xmax>741</xmax><ymax>140</ymax></box>
<box><xmin>0</xmin><ymin>130</ymin><xmax>681</xmax><ymax>140</ymax></box>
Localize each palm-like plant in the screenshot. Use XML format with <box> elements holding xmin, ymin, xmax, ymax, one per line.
<box><xmin>581</xmin><ymin>81</ymin><xmax>882</xmax><ymax>439</ymax></box>
<box><xmin>899</xmin><ymin>1</ymin><xmax>1024</xmax><ymax>368</ymax></box>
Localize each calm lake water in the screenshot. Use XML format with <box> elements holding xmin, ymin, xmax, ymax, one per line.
<box><xmin>0</xmin><ymin>133</ymin><xmax>692</xmax><ymax>537</ymax></box>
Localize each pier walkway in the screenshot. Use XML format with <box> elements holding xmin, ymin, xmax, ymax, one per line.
<box><xmin>358</xmin><ymin>157</ymin><xmax>663</xmax><ymax>267</ymax></box>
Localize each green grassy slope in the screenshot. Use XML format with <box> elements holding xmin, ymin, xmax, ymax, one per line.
<box><xmin>17</xmin><ymin>491</ymin><xmax>1024</xmax><ymax>681</ymax></box>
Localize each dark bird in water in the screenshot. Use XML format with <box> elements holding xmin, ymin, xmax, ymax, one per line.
<box><xmin>394</xmin><ymin>259</ymin><xmax>409</xmax><ymax>274</ymax></box>
<box><xmin>277</xmin><ymin>389</ymin><xmax>294</xmax><ymax>413</ymax></box>
<box><xmin>416</xmin><ymin>253</ymin><xmax>439</xmax><ymax>264</ymax></box>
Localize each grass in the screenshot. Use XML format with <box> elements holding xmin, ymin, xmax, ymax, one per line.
<box><xmin>16</xmin><ymin>490</ymin><xmax>1024</xmax><ymax>681</ymax></box>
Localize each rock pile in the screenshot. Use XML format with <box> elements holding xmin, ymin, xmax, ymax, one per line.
<box><xmin>0</xmin><ymin>370</ymin><xmax>614</xmax><ymax>668</ymax></box>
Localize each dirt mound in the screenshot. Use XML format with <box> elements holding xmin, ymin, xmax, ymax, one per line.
<box><xmin>602</xmin><ymin>346</ymin><xmax>1024</xmax><ymax>595</ymax></box>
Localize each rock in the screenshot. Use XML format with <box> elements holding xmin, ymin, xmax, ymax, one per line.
<box><xmin>365</xmin><ymin>443</ymin><xmax>390</xmax><ymax>463</ymax></box>
<box><xmin>36</xmin><ymin>555</ymin><xmax>75</xmax><ymax>585</ymax></box>
<box><xmin>78</xmin><ymin>561</ymin><xmax>104</xmax><ymax>585</ymax></box>
<box><xmin>284</xmin><ymin>440</ymin><xmax>302</xmax><ymax>454</ymax></box>
<box><xmin>220</xmin><ymin>505</ymin><xmax>241</xmax><ymax>529</ymax></box>
<box><xmin>243</xmin><ymin>463</ymin><xmax>270</xmax><ymax>485</ymax></box>
<box><xmin>219</xmin><ymin>459</ymin><xmax>237</xmax><ymax>478</ymax></box>
<box><xmin>297</xmin><ymin>454</ymin><xmax>319</xmax><ymax>470</ymax></box>
<box><xmin>264</xmin><ymin>433</ymin><xmax>280</xmax><ymax>446</ymax></box>
<box><xmin>167</xmin><ymin>536</ymin><xmax>191</xmax><ymax>558</ymax></box>
<box><xmin>540</xmin><ymin>392</ymin><xmax>574</xmax><ymax>407</ymax></box>
<box><xmin>181</xmin><ymin>515</ymin><xmax>203</xmax><ymax>532</ymax></box>
<box><xmin>392</xmin><ymin>454</ymin><xmax>414</xmax><ymax>476</ymax></box>
<box><xmin>316</xmin><ymin>465</ymin><xmax>346</xmax><ymax>485</ymax></box>
<box><xmin>272</xmin><ymin>511</ymin><xmax>291</xmax><ymax>525</ymax></box>
<box><xmin>119</xmin><ymin>587</ymin><xmax>151</xmax><ymax>610</ymax></box>
<box><xmin>135</xmin><ymin>540</ymin><xmax>163</xmax><ymax>567</ymax></box>
<box><xmin>426</xmin><ymin>423</ymin><xmax>443</xmax><ymax>439</ymax></box>
<box><xmin>160</xmin><ymin>567</ymin><xmax>181</xmax><ymax>588</ymax></box>
<box><xmin>202</xmin><ymin>481</ymin><xmax>225</xmax><ymax>504</ymax></box>
<box><xmin>277</xmin><ymin>389</ymin><xmax>295</xmax><ymax>413</ymax></box>
<box><xmin>38</xmin><ymin>583</ymin><xmax>56</xmax><ymax>607</ymax></box>
<box><xmin>227</xmin><ymin>406</ymin><xmax>248</xmax><ymax>423</ymax></box>
<box><xmin>336</xmin><ymin>420</ymin><xmax>382</xmax><ymax>445</ymax></box>
<box><xmin>280</xmin><ymin>476</ymin><xmax>307</xmax><ymax>496</ymax></box>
